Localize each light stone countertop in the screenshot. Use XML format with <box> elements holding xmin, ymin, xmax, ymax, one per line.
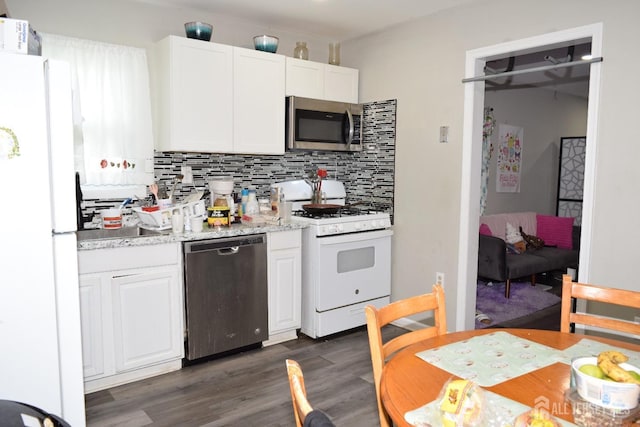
<box><xmin>77</xmin><ymin>221</ymin><xmax>306</xmax><ymax>251</ymax></box>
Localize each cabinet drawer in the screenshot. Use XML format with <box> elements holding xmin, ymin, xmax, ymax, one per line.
<box><xmin>78</xmin><ymin>243</ymin><xmax>180</xmax><ymax>274</ymax></box>
<box><xmin>269</xmin><ymin>230</ymin><xmax>301</xmax><ymax>250</ymax></box>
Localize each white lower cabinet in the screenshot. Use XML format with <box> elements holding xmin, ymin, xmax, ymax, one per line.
<box><xmin>79</xmin><ymin>274</ymin><xmax>104</xmax><ymax>379</ymax></box>
<box><xmin>78</xmin><ymin>243</ymin><xmax>184</xmax><ymax>393</ymax></box>
<box><xmin>265</xmin><ymin>229</ymin><xmax>302</xmax><ymax>345</ymax></box>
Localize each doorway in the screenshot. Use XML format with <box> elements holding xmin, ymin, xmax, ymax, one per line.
<box><xmin>455</xmin><ymin>24</ymin><xmax>603</xmax><ymax>331</ymax></box>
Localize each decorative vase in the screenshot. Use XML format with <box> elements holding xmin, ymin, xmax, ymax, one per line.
<box><xmin>328</xmin><ymin>42</ymin><xmax>340</xmax><ymax>65</ymax></box>
<box><xmin>311</xmin><ymin>189</ymin><xmax>322</xmax><ymax>204</ymax></box>
<box><xmin>294</xmin><ymin>41</ymin><xmax>309</xmax><ymax>60</ymax></box>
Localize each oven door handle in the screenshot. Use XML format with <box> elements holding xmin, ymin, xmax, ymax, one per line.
<box><xmin>316</xmin><ymin>228</ymin><xmax>393</xmax><ymax>244</ymax></box>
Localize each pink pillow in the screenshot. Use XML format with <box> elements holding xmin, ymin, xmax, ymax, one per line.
<box><xmin>479</xmin><ymin>223</ymin><xmax>492</xmax><ymax>236</ymax></box>
<box><xmin>536</xmin><ymin>214</ymin><xmax>574</xmax><ymax>249</ymax></box>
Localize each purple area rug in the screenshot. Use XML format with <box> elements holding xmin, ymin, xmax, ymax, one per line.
<box><xmin>475</xmin><ymin>281</ymin><xmax>561</xmax><ymax>329</ymax></box>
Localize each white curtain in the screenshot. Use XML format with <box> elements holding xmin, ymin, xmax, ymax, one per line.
<box><xmin>41</xmin><ymin>33</ymin><xmax>153</xmax><ymax>187</ymax></box>
<box><xmin>479</xmin><ymin>107</ymin><xmax>495</xmax><ymax>215</ymax></box>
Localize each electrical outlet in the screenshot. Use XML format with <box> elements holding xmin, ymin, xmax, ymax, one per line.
<box><xmin>436</xmin><ymin>272</ymin><xmax>444</xmax><ymax>286</ymax></box>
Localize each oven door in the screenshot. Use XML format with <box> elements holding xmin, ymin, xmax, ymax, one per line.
<box><xmin>315</xmin><ymin>229</ymin><xmax>392</xmax><ymax>312</ymax></box>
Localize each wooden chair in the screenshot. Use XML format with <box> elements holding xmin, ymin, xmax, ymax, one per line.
<box><xmin>286</xmin><ymin>359</ymin><xmax>314</xmax><ymax>427</ymax></box>
<box><xmin>365</xmin><ymin>284</ymin><xmax>447</xmax><ymax>427</ymax></box>
<box><xmin>561</xmin><ymin>274</ymin><xmax>640</xmax><ymax>336</ymax></box>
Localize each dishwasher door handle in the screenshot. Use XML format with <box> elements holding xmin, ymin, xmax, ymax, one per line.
<box><xmin>218</xmin><ymin>246</ymin><xmax>240</xmax><ymax>256</ymax></box>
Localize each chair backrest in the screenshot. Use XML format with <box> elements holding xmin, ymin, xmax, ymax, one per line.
<box><xmin>286</xmin><ymin>359</ymin><xmax>314</xmax><ymax>427</ymax></box>
<box><xmin>561</xmin><ymin>274</ymin><xmax>640</xmax><ymax>336</ymax></box>
<box><xmin>365</xmin><ymin>284</ymin><xmax>447</xmax><ymax>427</ymax></box>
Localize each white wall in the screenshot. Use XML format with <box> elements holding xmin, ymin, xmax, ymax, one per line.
<box><xmin>344</xmin><ymin>0</ymin><xmax>640</xmax><ymax>328</ymax></box>
<box><xmin>5</xmin><ymin>0</ymin><xmax>334</xmax><ymax>61</ymax></box>
<box><xmin>484</xmin><ymin>88</ymin><xmax>588</xmax><ymax>215</ymax></box>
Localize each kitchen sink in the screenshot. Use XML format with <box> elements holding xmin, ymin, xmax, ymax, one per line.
<box><xmin>76</xmin><ymin>226</ymin><xmax>170</xmax><ymax>241</ymax></box>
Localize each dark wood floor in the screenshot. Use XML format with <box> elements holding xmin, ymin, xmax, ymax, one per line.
<box><xmin>85</xmin><ymin>286</ymin><xmax>562</xmax><ymax>427</ymax></box>
<box><xmin>85</xmin><ymin>325</ymin><xmax>406</xmax><ymax>427</ymax></box>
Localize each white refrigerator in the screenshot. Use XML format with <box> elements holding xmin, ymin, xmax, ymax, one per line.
<box><xmin>0</xmin><ymin>53</ymin><xmax>86</xmax><ymax>426</ymax></box>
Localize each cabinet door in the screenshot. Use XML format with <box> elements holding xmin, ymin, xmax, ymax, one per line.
<box><xmin>324</xmin><ymin>65</ymin><xmax>359</xmax><ymax>103</ymax></box>
<box><xmin>79</xmin><ymin>274</ymin><xmax>105</xmax><ymax>379</ymax></box>
<box><xmin>111</xmin><ymin>268</ymin><xmax>183</xmax><ymax>372</ymax></box>
<box><xmin>268</xmin><ymin>230</ymin><xmax>302</xmax><ymax>335</ymax></box>
<box><xmin>157</xmin><ymin>36</ymin><xmax>233</xmax><ymax>152</ymax></box>
<box><xmin>285</xmin><ymin>57</ymin><xmax>324</xmax><ymax>99</ymax></box>
<box><xmin>269</xmin><ymin>247</ymin><xmax>302</xmax><ymax>334</ymax></box>
<box><xmin>233</xmin><ymin>47</ymin><xmax>285</xmax><ymax>154</ymax></box>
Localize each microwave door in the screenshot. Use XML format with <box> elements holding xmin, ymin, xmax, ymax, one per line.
<box><xmin>297</xmin><ymin>109</ymin><xmax>344</xmax><ymax>145</ymax></box>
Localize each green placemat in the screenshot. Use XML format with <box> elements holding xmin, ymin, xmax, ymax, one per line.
<box><xmin>415</xmin><ymin>331</ymin><xmax>566</xmax><ymax>387</ymax></box>
<box><xmin>560</xmin><ymin>338</ymin><xmax>640</xmax><ymax>366</ymax></box>
<box><xmin>404</xmin><ymin>389</ymin><xmax>577</xmax><ymax>427</ymax></box>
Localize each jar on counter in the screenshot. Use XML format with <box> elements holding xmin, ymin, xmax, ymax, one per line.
<box><xmin>258</xmin><ymin>198</ymin><xmax>271</xmax><ymax>213</ymax></box>
<box><xmin>207</xmin><ymin>206</ymin><xmax>230</xmax><ymax>227</ymax></box>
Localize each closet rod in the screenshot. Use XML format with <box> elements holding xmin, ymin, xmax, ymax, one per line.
<box><xmin>462</xmin><ymin>57</ymin><xmax>603</xmax><ymax>83</ymax></box>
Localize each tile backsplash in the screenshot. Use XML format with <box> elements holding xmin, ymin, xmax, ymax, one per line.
<box><xmin>81</xmin><ymin>99</ymin><xmax>396</xmax><ymax>228</ymax></box>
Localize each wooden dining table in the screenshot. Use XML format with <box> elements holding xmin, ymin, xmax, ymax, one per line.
<box><xmin>381</xmin><ymin>328</ymin><xmax>640</xmax><ymax>426</ymax></box>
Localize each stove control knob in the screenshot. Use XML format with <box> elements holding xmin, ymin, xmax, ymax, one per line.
<box><xmin>354</xmin><ymin>223</ymin><xmax>362</xmax><ymax>231</ymax></box>
<box><xmin>362</xmin><ymin>221</ymin><xmax>370</xmax><ymax>229</ymax></box>
<box><xmin>336</xmin><ymin>224</ymin><xmax>344</xmax><ymax>233</ymax></box>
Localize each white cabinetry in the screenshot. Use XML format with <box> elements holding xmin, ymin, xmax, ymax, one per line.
<box><xmin>154</xmin><ymin>36</ymin><xmax>233</xmax><ymax>153</ymax></box>
<box><xmin>285</xmin><ymin>57</ymin><xmax>359</xmax><ymax>103</ymax></box>
<box><xmin>79</xmin><ymin>275</ymin><xmax>104</xmax><ymax>379</ymax></box>
<box><xmin>233</xmin><ymin>47</ymin><xmax>285</xmax><ymax>154</ymax></box>
<box><xmin>153</xmin><ymin>36</ymin><xmax>284</xmax><ymax>154</ymax></box>
<box><xmin>78</xmin><ymin>243</ymin><xmax>183</xmax><ymax>393</ymax></box>
<box><xmin>265</xmin><ymin>229</ymin><xmax>301</xmax><ymax>345</ymax></box>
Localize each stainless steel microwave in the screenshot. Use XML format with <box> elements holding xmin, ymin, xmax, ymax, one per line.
<box><xmin>286</xmin><ymin>96</ymin><xmax>363</xmax><ymax>152</ymax></box>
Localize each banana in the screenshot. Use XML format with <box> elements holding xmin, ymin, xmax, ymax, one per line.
<box><xmin>597</xmin><ymin>350</ymin><xmax>640</xmax><ymax>384</ymax></box>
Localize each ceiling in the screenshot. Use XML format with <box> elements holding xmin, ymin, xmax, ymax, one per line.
<box><xmin>127</xmin><ymin>0</ymin><xmax>482</xmax><ymax>41</ymax></box>
<box><xmin>485</xmin><ymin>43</ymin><xmax>592</xmax><ymax>98</ymax></box>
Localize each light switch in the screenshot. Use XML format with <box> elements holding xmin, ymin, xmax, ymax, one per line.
<box><xmin>439</xmin><ymin>126</ymin><xmax>449</xmax><ymax>143</ymax></box>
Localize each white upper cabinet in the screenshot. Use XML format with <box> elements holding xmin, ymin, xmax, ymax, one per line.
<box><xmin>324</xmin><ymin>64</ymin><xmax>359</xmax><ymax>104</ymax></box>
<box><xmin>285</xmin><ymin>59</ymin><xmax>324</xmax><ymax>100</ymax></box>
<box><xmin>233</xmin><ymin>47</ymin><xmax>285</xmax><ymax>155</ymax></box>
<box><xmin>285</xmin><ymin>57</ymin><xmax>359</xmax><ymax>103</ymax></box>
<box><xmin>153</xmin><ymin>36</ymin><xmax>285</xmax><ymax>154</ymax></box>
<box><xmin>154</xmin><ymin>36</ymin><xmax>233</xmax><ymax>153</ymax></box>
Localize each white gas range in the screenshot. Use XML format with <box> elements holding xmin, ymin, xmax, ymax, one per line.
<box><xmin>273</xmin><ymin>180</ymin><xmax>393</xmax><ymax>338</ymax></box>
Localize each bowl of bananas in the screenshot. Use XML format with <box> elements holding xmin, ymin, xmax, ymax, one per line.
<box><xmin>572</xmin><ymin>351</ymin><xmax>640</xmax><ymax>409</ymax></box>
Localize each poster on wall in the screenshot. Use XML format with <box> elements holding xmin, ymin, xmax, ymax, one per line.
<box><xmin>496</xmin><ymin>124</ymin><xmax>523</xmax><ymax>193</ymax></box>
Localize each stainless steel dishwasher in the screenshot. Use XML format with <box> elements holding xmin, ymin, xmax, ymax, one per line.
<box><xmin>183</xmin><ymin>234</ymin><xmax>268</xmax><ymax>360</ymax></box>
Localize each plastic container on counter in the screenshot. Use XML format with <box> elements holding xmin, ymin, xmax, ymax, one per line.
<box><xmin>564</xmin><ymin>388</ymin><xmax>640</xmax><ymax>427</ymax></box>
<box><xmin>245</xmin><ymin>189</ymin><xmax>259</xmax><ymax>215</ymax></box>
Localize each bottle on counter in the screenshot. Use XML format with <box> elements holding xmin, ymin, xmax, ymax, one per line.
<box><xmin>240</xmin><ymin>188</ymin><xmax>249</xmax><ymax>216</ymax></box>
<box><xmin>245</xmin><ymin>189</ymin><xmax>259</xmax><ymax>215</ymax></box>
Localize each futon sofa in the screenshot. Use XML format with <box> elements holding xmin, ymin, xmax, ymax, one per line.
<box><xmin>477</xmin><ymin>211</ymin><xmax>580</xmax><ymax>298</ymax></box>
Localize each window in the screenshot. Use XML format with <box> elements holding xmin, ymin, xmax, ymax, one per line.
<box><xmin>41</xmin><ymin>33</ymin><xmax>154</xmax><ymax>198</ymax></box>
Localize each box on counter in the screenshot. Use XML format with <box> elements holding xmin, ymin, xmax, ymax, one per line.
<box><xmin>0</xmin><ymin>17</ymin><xmax>42</xmax><ymax>55</ymax></box>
